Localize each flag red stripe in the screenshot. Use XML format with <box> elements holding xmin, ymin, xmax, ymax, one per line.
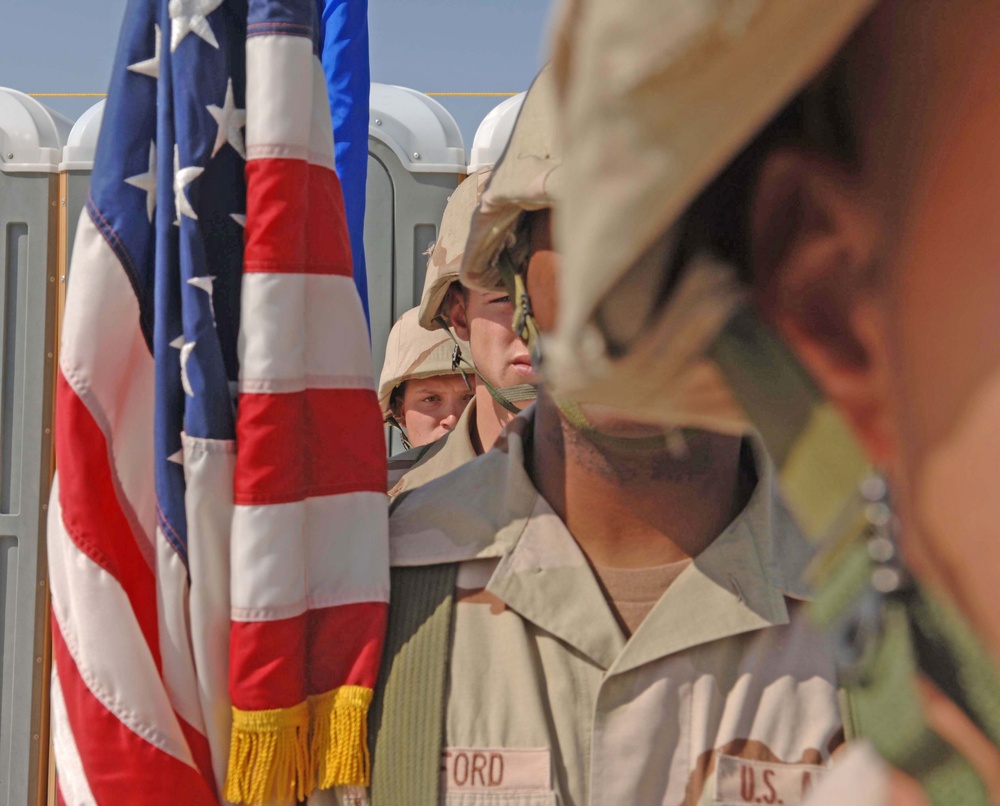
<box><xmin>306</xmin><ymin>602</ymin><xmax>388</xmax><ymax>694</ymax></box>
<box><xmin>229</xmin><ymin>614</ymin><xmax>306</xmax><ymax>711</ymax></box>
<box><xmin>55</xmin><ymin>371</ymin><xmax>160</xmax><ymax>668</ymax></box>
<box><xmin>233</xmin><ymin>388</ymin><xmax>386</xmax><ymax>505</ymax></box>
<box><xmin>177</xmin><ymin>714</ymin><xmax>219</xmax><ymax>800</ymax></box>
<box><xmin>52</xmin><ymin>617</ymin><xmax>217</xmax><ymax>805</ymax></box>
<box><xmin>244</xmin><ymin>159</ymin><xmax>352</xmax><ymax>276</ymax></box>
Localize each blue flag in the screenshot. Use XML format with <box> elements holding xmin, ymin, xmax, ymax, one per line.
<box><xmin>319</xmin><ymin>0</ymin><xmax>371</xmax><ymax>323</ymax></box>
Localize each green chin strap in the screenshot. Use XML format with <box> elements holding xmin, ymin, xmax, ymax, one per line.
<box><xmin>432</xmin><ymin>314</ymin><xmax>536</xmax><ymax>415</ymax></box>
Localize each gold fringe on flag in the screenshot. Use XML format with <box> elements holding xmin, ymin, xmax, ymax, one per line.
<box><xmin>225</xmin><ymin>700</ymin><xmax>311</xmax><ymax>806</ymax></box>
<box><xmin>309</xmin><ymin>685</ymin><xmax>374</xmax><ymax>790</ymax></box>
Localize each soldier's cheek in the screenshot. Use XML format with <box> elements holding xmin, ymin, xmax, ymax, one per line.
<box><xmin>916</xmin><ymin>365</ymin><xmax>1000</xmax><ymax>662</ymax></box>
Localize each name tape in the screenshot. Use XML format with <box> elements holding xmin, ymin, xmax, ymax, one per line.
<box><xmin>441</xmin><ymin>747</ymin><xmax>551</xmax><ymax>793</ymax></box>
<box><xmin>715</xmin><ymin>754</ymin><xmax>827</xmax><ymax>806</ymax></box>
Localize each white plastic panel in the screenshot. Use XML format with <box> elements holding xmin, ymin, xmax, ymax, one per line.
<box><xmin>0</xmin><ymin>89</ymin><xmax>72</xmax><ymax>174</ymax></box>
<box><xmin>369</xmin><ymin>83</ymin><xmax>465</xmax><ymax>174</ymax></box>
<box><xmin>60</xmin><ymin>99</ymin><xmax>106</xmax><ymax>171</ymax></box>
<box><xmin>468</xmin><ymin>92</ymin><xmax>525</xmax><ymax>172</ymax></box>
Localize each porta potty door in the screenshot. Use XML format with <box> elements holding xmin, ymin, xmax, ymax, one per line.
<box><xmin>364</xmin><ymin>84</ymin><xmax>465</xmax><ymax>454</ymax></box>
<box><xmin>0</xmin><ymin>88</ymin><xmax>68</xmax><ymax>806</ymax></box>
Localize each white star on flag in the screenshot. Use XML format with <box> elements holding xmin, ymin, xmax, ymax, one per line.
<box><xmin>187</xmin><ymin>275</ymin><xmax>216</xmax><ymax>319</ymax></box>
<box><xmin>207</xmin><ymin>78</ymin><xmax>246</xmax><ymax>159</ymax></box>
<box><xmin>127</xmin><ymin>23</ymin><xmax>161</xmax><ymax>79</ymax></box>
<box><xmin>125</xmin><ymin>142</ymin><xmax>157</xmax><ymax>222</ymax></box>
<box><xmin>230</xmin><ymin>213</ymin><xmax>246</xmax><ymax>228</ymax></box>
<box><xmin>169</xmin><ymin>0</ymin><xmax>223</xmax><ymax>52</ymax></box>
<box><xmin>170</xmin><ymin>334</ymin><xmax>197</xmax><ymax>397</ymax></box>
<box><xmin>173</xmin><ymin>145</ymin><xmax>203</xmax><ymax>223</ymax></box>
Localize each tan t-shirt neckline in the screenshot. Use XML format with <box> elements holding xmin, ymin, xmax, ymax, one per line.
<box><xmin>591</xmin><ymin>560</ymin><xmax>692</xmax><ymax>636</ymax></box>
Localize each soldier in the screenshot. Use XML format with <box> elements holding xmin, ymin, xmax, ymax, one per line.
<box><xmin>378</xmin><ymin>307</ymin><xmax>473</xmax><ymax>451</ymax></box>
<box><xmin>367</xmin><ymin>66</ymin><xmax>846</xmax><ymax>806</ymax></box>
<box><xmin>548</xmin><ymin>1</ymin><xmax>1000</xmax><ymax>803</ymax></box>
<box><xmin>387</xmin><ymin>167</ymin><xmax>537</xmax><ymax>497</ymax></box>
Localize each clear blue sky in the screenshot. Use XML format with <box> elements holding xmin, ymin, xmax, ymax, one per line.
<box><xmin>0</xmin><ymin>0</ymin><xmax>554</xmax><ymax>151</ymax></box>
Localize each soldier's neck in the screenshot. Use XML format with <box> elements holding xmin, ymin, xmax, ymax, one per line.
<box><xmin>472</xmin><ymin>382</ymin><xmax>520</xmax><ymax>454</ymax></box>
<box><xmin>529</xmin><ymin>391</ymin><xmax>749</xmax><ymax>569</ymax></box>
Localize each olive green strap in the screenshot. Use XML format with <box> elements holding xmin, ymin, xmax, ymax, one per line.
<box><xmin>369</xmin><ymin>564</ymin><xmax>458</xmax><ymax>805</ymax></box>
<box><xmin>708</xmin><ymin>306</ymin><xmax>998</xmax><ymax>805</ymax></box>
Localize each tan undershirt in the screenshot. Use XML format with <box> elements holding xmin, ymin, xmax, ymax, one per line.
<box><xmin>591</xmin><ymin>559</ymin><xmax>692</xmax><ymax>636</ymax></box>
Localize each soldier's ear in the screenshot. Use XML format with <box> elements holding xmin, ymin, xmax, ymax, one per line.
<box><xmin>750</xmin><ymin>147</ymin><xmax>896</xmax><ymax>467</ymax></box>
<box><xmin>448</xmin><ymin>286</ymin><xmax>471</xmax><ymax>342</ymax></box>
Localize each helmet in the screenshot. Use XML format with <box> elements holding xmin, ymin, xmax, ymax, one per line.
<box><xmin>461</xmin><ymin>64</ymin><xmax>564</xmax><ymax>296</ymax></box>
<box><xmin>546</xmin><ymin>0</ymin><xmax>875</xmax><ymax>433</ymax></box>
<box><xmin>417</xmin><ymin>167</ymin><xmax>493</xmax><ymax>331</ymax></box>
<box><xmin>377</xmin><ymin>307</ymin><xmax>473</xmax><ymax>421</ymax></box>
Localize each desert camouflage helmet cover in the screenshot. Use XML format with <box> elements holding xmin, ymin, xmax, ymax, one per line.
<box><xmin>461</xmin><ymin>64</ymin><xmax>563</xmax><ymax>294</ymax></box>
<box><xmin>545</xmin><ymin>0</ymin><xmax>876</xmax><ymax>433</ymax></box>
<box><xmin>418</xmin><ymin>168</ymin><xmax>494</xmax><ymax>331</ymax></box>
<box><xmin>377</xmin><ymin>307</ymin><xmax>473</xmax><ymax>419</ymax></box>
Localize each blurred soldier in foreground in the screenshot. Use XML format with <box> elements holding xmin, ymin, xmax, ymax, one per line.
<box><xmin>368</xmin><ymin>67</ymin><xmax>846</xmax><ymax>806</ymax></box>
<box><xmin>378</xmin><ymin>307</ymin><xmax>473</xmax><ymax>451</ymax></box>
<box><xmin>387</xmin><ymin>167</ymin><xmax>537</xmax><ymax>497</ymax></box>
<box><xmin>549</xmin><ymin>1</ymin><xmax>1000</xmax><ymax>802</ymax></box>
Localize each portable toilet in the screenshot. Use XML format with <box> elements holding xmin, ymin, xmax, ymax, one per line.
<box><xmin>59</xmin><ymin>99</ymin><xmax>105</xmax><ymax>281</ymax></box>
<box><xmin>0</xmin><ymin>87</ymin><xmax>69</xmax><ymax>806</ymax></box>
<box><xmin>365</xmin><ymin>83</ymin><xmax>466</xmax><ymax>384</ymax></box>
<box><xmin>467</xmin><ymin>92</ymin><xmax>526</xmax><ymax>173</ymax></box>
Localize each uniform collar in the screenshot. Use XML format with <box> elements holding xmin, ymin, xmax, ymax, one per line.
<box><xmin>389</xmin><ymin>412</ymin><xmax>817</xmax><ymax>670</ymax></box>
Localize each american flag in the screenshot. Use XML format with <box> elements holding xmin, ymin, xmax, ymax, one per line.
<box><xmin>47</xmin><ymin>0</ymin><xmax>388</xmax><ymax>803</ymax></box>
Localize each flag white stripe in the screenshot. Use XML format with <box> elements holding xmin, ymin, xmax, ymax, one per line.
<box><xmin>246</xmin><ymin>37</ymin><xmax>337</xmax><ymax>171</ymax></box>
<box><xmin>182</xmin><ymin>433</ymin><xmax>236</xmax><ymax>794</ymax></box>
<box><xmin>246</xmin><ymin>33</ymin><xmax>312</xmax><ymax>147</ymax></box>
<box><xmin>239</xmin><ymin>273</ymin><xmax>374</xmax><ymax>388</ymax></box>
<box><xmin>230</xmin><ymin>501</ymin><xmax>307</xmax><ymax>618</ymax></box>
<box><xmin>305</xmin><ymin>492</ymin><xmax>390</xmax><ymax>607</ymax></box>
<box><xmin>231</xmin><ymin>493</ymin><xmax>389</xmax><ymax>621</ymax></box>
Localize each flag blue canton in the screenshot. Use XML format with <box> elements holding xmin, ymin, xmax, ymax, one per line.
<box><xmin>87</xmin><ymin>0</ymin><xmax>262</xmax><ymax>565</ymax></box>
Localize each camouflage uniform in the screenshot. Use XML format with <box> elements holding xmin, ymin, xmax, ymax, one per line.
<box><xmin>386</xmin><ymin>412</ymin><xmax>844</xmax><ymax>806</ymax></box>
<box><xmin>547</xmin><ymin>2</ymin><xmax>1000</xmax><ymax>804</ymax></box>
<box><xmin>368</xmin><ymin>66</ymin><xmax>846</xmax><ymax>806</ymax></box>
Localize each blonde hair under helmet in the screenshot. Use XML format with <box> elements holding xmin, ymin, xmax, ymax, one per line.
<box><xmin>418</xmin><ymin>167</ymin><xmax>493</xmax><ymax>332</ymax></box>
<box><xmin>377</xmin><ymin>307</ymin><xmax>473</xmax><ymax>421</ymax></box>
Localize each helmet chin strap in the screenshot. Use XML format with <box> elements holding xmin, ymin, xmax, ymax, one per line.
<box><xmin>433</xmin><ymin>314</ymin><xmax>538</xmax><ymax>415</ymax></box>
<box><xmin>385</xmin><ymin>413</ymin><xmax>413</xmax><ymax>451</ymax></box>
